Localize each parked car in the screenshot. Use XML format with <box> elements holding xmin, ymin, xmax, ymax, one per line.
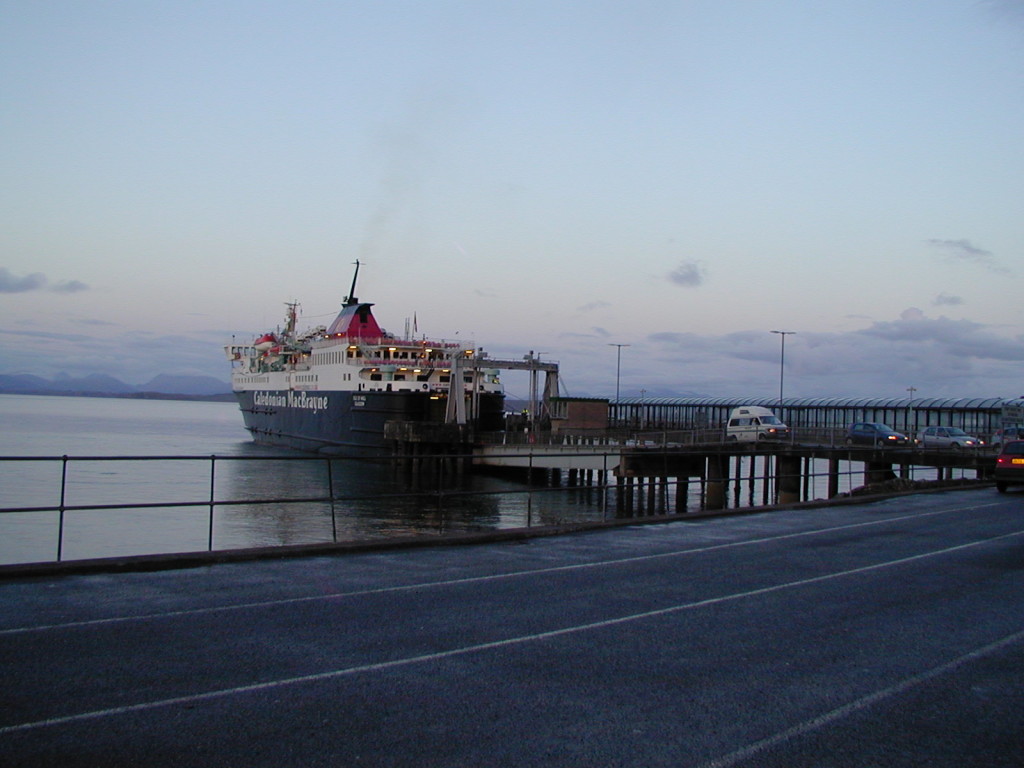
<box><xmin>994</xmin><ymin>440</ymin><xmax>1024</xmax><ymax>493</ymax></box>
<box><xmin>915</xmin><ymin>426</ymin><xmax>985</xmax><ymax>450</ymax></box>
<box><xmin>990</xmin><ymin>426</ymin><xmax>1024</xmax><ymax>449</ymax></box>
<box><xmin>845</xmin><ymin>422</ymin><xmax>909</xmax><ymax>447</ymax></box>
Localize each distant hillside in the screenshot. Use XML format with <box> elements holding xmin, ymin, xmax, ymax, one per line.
<box><xmin>138</xmin><ymin>374</ymin><xmax>231</xmax><ymax>396</ymax></box>
<box><xmin>0</xmin><ymin>373</ymin><xmax>232</xmax><ymax>399</ymax></box>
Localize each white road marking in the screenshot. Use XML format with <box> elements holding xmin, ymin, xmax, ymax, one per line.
<box><xmin>1</xmin><ymin>524</ymin><xmax>1021</xmax><ymax>735</ymax></box>
<box><xmin>701</xmin><ymin>628</ymin><xmax>1024</xmax><ymax>768</ymax></box>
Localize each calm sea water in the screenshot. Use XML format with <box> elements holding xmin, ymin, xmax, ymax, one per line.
<box><xmin>2</xmin><ymin>395</ymin><xmax>940</xmax><ymax>566</ymax></box>
<box><xmin>0</xmin><ymin>394</ymin><xmax>609</xmax><ymax>565</ymax></box>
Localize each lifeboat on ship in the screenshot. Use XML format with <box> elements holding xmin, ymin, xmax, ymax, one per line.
<box><xmin>254</xmin><ymin>333</ymin><xmax>277</xmax><ymax>352</ymax></box>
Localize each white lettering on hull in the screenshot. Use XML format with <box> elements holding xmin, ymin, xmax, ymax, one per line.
<box><xmin>254</xmin><ymin>391</ymin><xmax>330</xmax><ymax>413</ymax></box>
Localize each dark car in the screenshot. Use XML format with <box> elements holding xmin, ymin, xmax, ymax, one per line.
<box><xmin>845</xmin><ymin>422</ymin><xmax>909</xmax><ymax>447</ymax></box>
<box><xmin>995</xmin><ymin>440</ymin><xmax>1024</xmax><ymax>493</ymax></box>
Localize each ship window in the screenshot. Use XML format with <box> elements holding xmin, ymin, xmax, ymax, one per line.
<box><xmin>417</xmin><ymin>374</ymin><xmax>430</xmax><ymax>382</ymax></box>
<box><xmin>394</xmin><ymin>374</ymin><xmax>406</xmax><ymax>381</ymax></box>
<box><xmin>370</xmin><ymin>373</ymin><xmax>382</xmax><ymax>381</ymax></box>
<box><xmin>439</xmin><ymin>375</ymin><xmax>450</xmax><ymax>383</ymax></box>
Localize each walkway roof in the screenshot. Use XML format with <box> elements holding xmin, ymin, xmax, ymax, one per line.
<box><xmin>613</xmin><ymin>395</ymin><xmax>1021</xmax><ymax>410</ymax></box>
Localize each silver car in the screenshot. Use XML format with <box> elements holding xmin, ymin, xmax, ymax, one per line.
<box><xmin>916</xmin><ymin>426</ymin><xmax>985</xmax><ymax>450</ymax></box>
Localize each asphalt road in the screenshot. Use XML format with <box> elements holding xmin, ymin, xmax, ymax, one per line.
<box><xmin>1</xmin><ymin>488</ymin><xmax>1022</xmax><ymax>767</ymax></box>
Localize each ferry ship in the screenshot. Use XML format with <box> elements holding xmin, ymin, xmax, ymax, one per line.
<box><xmin>224</xmin><ymin>262</ymin><xmax>505</xmax><ymax>453</ymax></box>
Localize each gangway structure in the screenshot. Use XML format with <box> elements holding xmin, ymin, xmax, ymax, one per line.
<box><xmin>467</xmin><ymin>350</ymin><xmax>559</xmax><ymax>424</ymax></box>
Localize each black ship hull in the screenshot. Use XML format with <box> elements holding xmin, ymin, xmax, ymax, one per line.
<box><xmin>234</xmin><ymin>389</ymin><xmax>505</xmax><ymax>455</ymax></box>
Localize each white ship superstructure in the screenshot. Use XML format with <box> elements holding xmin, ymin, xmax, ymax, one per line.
<box><xmin>224</xmin><ymin>262</ymin><xmax>505</xmax><ymax>453</ymax></box>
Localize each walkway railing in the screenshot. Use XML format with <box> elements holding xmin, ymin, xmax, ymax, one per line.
<box><xmin>0</xmin><ymin>447</ymin><xmax>984</xmax><ymax>566</ymax></box>
<box><xmin>2</xmin><ymin>452</ymin><xmax>634</xmax><ymax>564</ymax></box>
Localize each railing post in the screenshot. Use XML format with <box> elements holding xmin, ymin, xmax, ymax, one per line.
<box><xmin>326</xmin><ymin>458</ymin><xmax>337</xmax><ymax>543</ymax></box>
<box><xmin>436</xmin><ymin>450</ymin><xmax>444</xmax><ymax>536</ymax></box>
<box><xmin>57</xmin><ymin>455</ymin><xmax>68</xmax><ymax>562</ymax></box>
<box><xmin>208</xmin><ymin>455</ymin><xmax>216</xmax><ymax>551</ymax></box>
<box><xmin>527</xmin><ymin>447</ymin><xmax>534</xmax><ymax>528</ymax></box>
<box><xmin>601</xmin><ymin>452</ymin><xmax>608</xmax><ymax>520</ymax></box>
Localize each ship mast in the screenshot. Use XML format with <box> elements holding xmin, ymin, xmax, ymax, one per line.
<box><xmin>344</xmin><ymin>260</ymin><xmax>361</xmax><ymax>306</ymax></box>
<box><xmin>284</xmin><ymin>301</ymin><xmax>299</xmax><ymax>336</ymax></box>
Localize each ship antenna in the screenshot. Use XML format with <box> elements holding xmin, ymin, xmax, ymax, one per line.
<box><xmin>284</xmin><ymin>301</ymin><xmax>299</xmax><ymax>335</ymax></box>
<box><xmin>344</xmin><ymin>259</ymin><xmax>361</xmax><ymax>306</ymax></box>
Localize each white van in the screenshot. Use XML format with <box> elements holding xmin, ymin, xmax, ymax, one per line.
<box><xmin>725</xmin><ymin>406</ymin><xmax>790</xmax><ymax>443</ymax></box>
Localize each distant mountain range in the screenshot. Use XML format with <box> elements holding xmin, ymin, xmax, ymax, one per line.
<box><xmin>0</xmin><ymin>373</ymin><xmax>233</xmax><ymax>400</ymax></box>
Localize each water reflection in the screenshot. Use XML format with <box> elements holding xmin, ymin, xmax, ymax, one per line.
<box><xmin>213</xmin><ymin>450</ymin><xmax>526</xmax><ymax>548</ymax></box>
<box><xmin>1</xmin><ymin>449</ymin><xmax>617</xmax><ymax>564</ymax></box>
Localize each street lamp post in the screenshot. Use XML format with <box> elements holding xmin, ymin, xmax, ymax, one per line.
<box><xmin>907</xmin><ymin>386</ymin><xmax>917</xmax><ymax>437</ymax></box>
<box><xmin>770</xmin><ymin>330</ymin><xmax>795</xmax><ymax>408</ymax></box>
<box><xmin>608</xmin><ymin>343</ymin><xmax>630</xmax><ymax>403</ymax></box>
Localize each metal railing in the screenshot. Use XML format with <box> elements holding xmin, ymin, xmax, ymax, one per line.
<box><xmin>491</xmin><ymin>425</ymin><xmax>1002</xmax><ymax>451</ymax></box>
<box><xmin>2</xmin><ymin>452</ymin><xmax>631</xmax><ymax>563</ymax></box>
<box><xmin>0</xmin><ymin>446</ymin><xmax>983</xmax><ymax>565</ymax></box>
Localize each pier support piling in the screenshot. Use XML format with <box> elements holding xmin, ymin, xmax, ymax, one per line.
<box><xmin>777</xmin><ymin>455</ymin><xmax>802</xmax><ymax>505</ymax></box>
<box><xmin>705</xmin><ymin>455</ymin><xmax>727</xmax><ymax>510</ymax></box>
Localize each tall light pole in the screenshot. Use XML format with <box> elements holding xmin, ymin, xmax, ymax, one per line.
<box><xmin>770</xmin><ymin>330</ymin><xmax>795</xmax><ymax>408</ymax></box>
<box><xmin>608</xmin><ymin>343</ymin><xmax>630</xmax><ymax>403</ymax></box>
<box><xmin>906</xmin><ymin>386</ymin><xmax>917</xmax><ymax>437</ymax></box>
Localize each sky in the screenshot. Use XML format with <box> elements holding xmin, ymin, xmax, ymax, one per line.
<box><xmin>2</xmin><ymin>0</ymin><xmax>1023</xmax><ymax>403</ymax></box>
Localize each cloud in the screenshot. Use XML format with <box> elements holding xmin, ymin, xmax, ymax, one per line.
<box><xmin>0</xmin><ymin>268</ymin><xmax>46</xmax><ymax>293</ymax></box>
<box><xmin>933</xmin><ymin>293</ymin><xmax>963</xmax><ymax>306</ymax></box>
<box><xmin>52</xmin><ymin>280</ymin><xmax>89</xmax><ymax>294</ymax></box>
<box><xmin>0</xmin><ymin>267</ymin><xmax>89</xmax><ymax>294</ymax></box>
<box><xmin>858</xmin><ymin>311</ymin><xmax>1024</xmax><ymax>361</ymax></box>
<box><xmin>577</xmin><ymin>300</ymin><xmax>611</xmax><ymax>312</ymax></box>
<box><xmin>980</xmin><ymin>0</ymin><xmax>1024</xmax><ymax>23</ymax></box>
<box><xmin>0</xmin><ymin>327</ymin><xmax>95</xmax><ymax>343</ymax></box>
<box><xmin>926</xmin><ymin>239</ymin><xmax>1009</xmax><ymax>275</ymax></box>
<box><xmin>555</xmin><ymin>330</ymin><xmax>612</xmax><ymax>343</ymax></box>
<box><xmin>668</xmin><ymin>260</ymin><xmax>706</xmax><ymax>287</ymax></box>
<box><xmin>603</xmin><ymin>308</ymin><xmax>1024</xmax><ymax>400</ymax></box>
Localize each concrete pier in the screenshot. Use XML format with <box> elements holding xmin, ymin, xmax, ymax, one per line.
<box><xmin>473</xmin><ymin>440</ymin><xmax>991</xmax><ymax>514</ymax></box>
